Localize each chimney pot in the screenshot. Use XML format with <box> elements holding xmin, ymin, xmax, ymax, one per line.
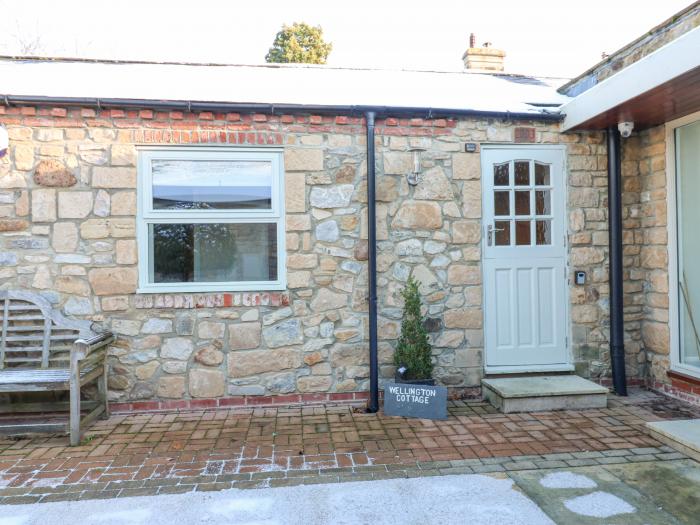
<box><xmin>462</xmin><ymin>36</ymin><xmax>505</xmax><ymax>72</ymax></box>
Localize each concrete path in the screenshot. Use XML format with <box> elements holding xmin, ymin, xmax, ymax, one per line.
<box><xmin>2</xmin><ymin>459</ymin><xmax>700</xmax><ymax>524</ymax></box>
<box><xmin>0</xmin><ymin>474</ymin><xmax>554</xmax><ymax>525</ymax></box>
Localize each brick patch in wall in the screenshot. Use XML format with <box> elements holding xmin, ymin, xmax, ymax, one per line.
<box><xmin>110</xmin><ymin>391</ymin><xmax>371</xmax><ymax>413</ymax></box>
<box><xmin>649</xmin><ymin>378</ymin><xmax>700</xmax><ymax>407</ymax></box>
<box><xmin>133</xmin><ymin>292</ymin><xmax>290</xmax><ymax>309</ymax></box>
<box><xmin>109</xmin><ymin>387</ymin><xmax>482</xmax><ymax>413</ymax></box>
<box><xmin>514</xmin><ymin>126</ymin><xmax>536</xmax><ymax>143</ymax></box>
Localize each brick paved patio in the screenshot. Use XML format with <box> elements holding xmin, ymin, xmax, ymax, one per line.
<box><xmin>1</xmin><ymin>388</ymin><xmax>698</xmax><ymax>504</ymax></box>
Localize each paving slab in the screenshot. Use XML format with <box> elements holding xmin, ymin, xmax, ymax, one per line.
<box><xmin>603</xmin><ymin>459</ymin><xmax>700</xmax><ymax>525</ymax></box>
<box><xmin>647</xmin><ymin>419</ymin><xmax>700</xmax><ymax>461</ymax></box>
<box><xmin>509</xmin><ymin>464</ymin><xmax>686</xmax><ymax>524</ymax></box>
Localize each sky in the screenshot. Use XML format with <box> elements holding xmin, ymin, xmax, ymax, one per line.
<box><xmin>0</xmin><ymin>0</ymin><xmax>693</xmax><ymax>79</ymax></box>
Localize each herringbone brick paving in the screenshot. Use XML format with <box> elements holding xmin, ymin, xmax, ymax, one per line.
<box><xmin>0</xmin><ymin>388</ymin><xmax>698</xmax><ymax>503</ymax></box>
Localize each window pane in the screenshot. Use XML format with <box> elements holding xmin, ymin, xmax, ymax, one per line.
<box><xmin>150</xmin><ymin>223</ymin><xmax>278</xmax><ymax>283</ymax></box>
<box><xmin>536</xmin><ymin>220</ymin><xmax>552</xmax><ymax>245</ymax></box>
<box><xmin>515</xmin><ymin>190</ymin><xmax>530</xmax><ymax>215</ymax></box>
<box><xmin>514</xmin><ymin>161</ymin><xmax>530</xmax><ymax>185</ymax></box>
<box><xmin>535</xmin><ymin>162</ymin><xmax>550</xmax><ymax>185</ymax></box>
<box><xmin>494</xmin><ymin>163</ymin><xmax>509</xmax><ymax>186</ymax></box>
<box><xmin>494</xmin><ymin>191</ymin><xmax>510</xmax><ymax>216</ymax></box>
<box><xmin>515</xmin><ymin>220</ymin><xmax>531</xmax><ymax>245</ymax></box>
<box><xmin>535</xmin><ymin>190</ymin><xmax>551</xmax><ymax>215</ymax></box>
<box><xmin>152</xmin><ymin>160</ymin><xmax>273</xmax><ymax>210</ymax></box>
<box><xmin>495</xmin><ymin>220</ymin><xmax>510</xmax><ymax>246</ymax></box>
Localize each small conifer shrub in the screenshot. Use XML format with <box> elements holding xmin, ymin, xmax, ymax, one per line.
<box><xmin>393</xmin><ymin>277</ymin><xmax>433</xmax><ymax>381</ymax></box>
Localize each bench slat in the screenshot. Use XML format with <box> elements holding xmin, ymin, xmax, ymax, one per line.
<box><xmin>6</xmin><ymin>315</ymin><xmax>45</xmax><ymax>321</ymax></box>
<box><xmin>5</xmin><ymin>305</ymin><xmax>41</xmax><ymax>311</ymax></box>
<box><xmin>6</xmin><ymin>325</ymin><xmax>47</xmax><ymax>332</ymax></box>
<box><xmin>4</xmin><ymin>334</ymin><xmax>78</xmax><ymax>342</ymax></box>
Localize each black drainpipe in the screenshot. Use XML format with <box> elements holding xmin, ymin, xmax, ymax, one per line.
<box><xmin>607</xmin><ymin>126</ymin><xmax>627</xmax><ymax>396</ymax></box>
<box><xmin>365</xmin><ymin>111</ymin><xmax>379</xmax><ymax>413</ymax></box>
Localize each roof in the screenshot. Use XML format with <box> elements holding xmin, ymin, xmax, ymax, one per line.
<box><xmin>561</xmin><ymin>27</ymin><xmax>700</xmax><ymax>131</ymax></box>
<box><xmin>559</xmin><ymin>2</ymin><xmax>700</xmax><ymax>97</ymax></box>
<box><xmin>0</xmin><ymin>57</ymin><xmax>569</xmax><ymax>119</ymax></box>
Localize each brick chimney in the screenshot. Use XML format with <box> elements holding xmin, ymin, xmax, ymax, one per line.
<box><xmin>462</xmin><ymin>33</ymin><xmax>505</xmax><ymax>72</ymax></box>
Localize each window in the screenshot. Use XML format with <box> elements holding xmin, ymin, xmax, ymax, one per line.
<box><xmin>675</xmin><ymin>119</ymin><xmax>700</xmax><ymax>373</ymax></box>
<box><xmin>491</xmin><ymin>160</ymin><xmax>553</xmax><ymax>247</ymax></box>
<box><xmin>137</xmin><ymin>147</ymin><xmax>285</xmax><ymax>292</ymax></box>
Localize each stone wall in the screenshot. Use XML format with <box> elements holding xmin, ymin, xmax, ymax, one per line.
<box><xmin>621</xmin><ymin>126</ymin><xmax>670</xmax><ymax>385</ymax></box>
<box><xmin>0</xmin><ymin>105</ymin><xmax>622</xmax><ymax>404</ymax></box>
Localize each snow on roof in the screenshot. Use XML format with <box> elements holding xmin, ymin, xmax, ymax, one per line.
<box><xmin>0</xmin><ymin>58</ymin><xmax>569</xmax><ymax>117</ymax></box>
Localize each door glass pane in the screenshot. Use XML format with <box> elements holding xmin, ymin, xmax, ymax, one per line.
<box><xmin>494</xmin><ymin>191</ymin><xmax>510</xmax><ymax>216</ymax></box>
<box><xmin>514</xmin><ymin>161</ymin><xmax>530</xmax><ymax>185</ymax></box>
<box><xmin>495</xmin><ymin>220</ymin><xmax>510</xmax><ymax>246</ymax></box>
<box><xmin>152</xmin><ymin>159</ymin><xmax>273</xmax><ymax>210</ymax></box>
<box><xmin>535</xmin><ymin>190</ymin><xmax>551</xmax><ymax>215</ymax></box>
<box><xmin>149</xmin><ymin>223</ymin><xmax>278</xmax><ymax>282</ymax></box>
<box><xmin>677</xmin><ymin>120</ymin><xmax>700</xmax><ymax>369</ymax></box>
<box><xmin>494</xmin><ymin>163</ymin><xmax>509</xmax><ymax>186</ymax></box>
<box><xmin>535</xmin><ymin>162</ymin><xmax>550</xmax><ymax>185</ymax></box>
<box><xmin>535</xmin><ymin>220</ymin><xmax>551</xmax><ymax>245</ymax></box>
<box><xmin>515</xmin><ymin>220</ymin><xmax>531</xmax><ymax>245</ymax></box>
<box><xmin>515</xmin><ymin>190</ymin><xmax>530</xmax><ymax>215</ymax></box>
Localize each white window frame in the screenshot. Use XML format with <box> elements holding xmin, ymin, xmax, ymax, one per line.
<box><xmin>667</xmin><ymin>110</ymin><xmax>700</xmax><ymax>379</ymax></box>
<box><xmin>136</xmin><ymin>146</ymin><xmax>286</xmax><ymax>293</ymax></box>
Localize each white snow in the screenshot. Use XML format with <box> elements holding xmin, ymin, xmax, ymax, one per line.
<box><xmin>0</xmin><ymin>59</ymin><xmax>569</xmax><ymax>117</ymax></box>
<box><xmin>539</xmin><ymin>471</ymin><xmax>597</xmax><ymax>489</ymax></box>
<box><xmin>90</xmin><ymin>509</ymin><xmax>152</xmax><ymax>523</ymax></box>
<box><xmin>563</xmin><ymin>491</ymin><xmax>636</xmax><ymax>518</ymax></box>
<box><xmin>0</xmin><ymin>517</ymin><xmax>29</xmax><ymax>525</ymax></box>
<box><xmin>0</xmin><ymin>474</ymin><xmax>555</xmax><ymax>525</ymax></box>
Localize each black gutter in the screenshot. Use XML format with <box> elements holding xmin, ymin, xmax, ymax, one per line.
<box><xmin>607</xmin><ymin>126</ymin><xmax>627</xmax><ymax>396</ymax></box>
<box><xmin>365</xmin><ymin>111</ymin><xmax>379</xmax><ymax>413</ymax></box>
<box><xmin>0</xmin><ymin>95</ymin><xmax>563</xmax><ymax>122</ymax></box>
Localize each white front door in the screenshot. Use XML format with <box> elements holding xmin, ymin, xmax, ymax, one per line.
<box><xmin>481</xmin><ymin>146</ymin><xmax>570</xmax><ymax>373</ymax></box>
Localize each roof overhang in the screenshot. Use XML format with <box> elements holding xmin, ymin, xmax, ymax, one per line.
<box><xmin>561</xmin><ymin>27</ymin><xmax>700</xmax><ymax>131</ymax></box>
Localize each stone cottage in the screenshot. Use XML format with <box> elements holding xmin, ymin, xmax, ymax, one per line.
<box><xmin>0</xmin><ymin>3</ymin><xmax>699</xmax><ymax>412</ymax></box>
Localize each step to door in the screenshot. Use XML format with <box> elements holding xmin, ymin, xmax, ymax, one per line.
<box><xmin>646</xmin><ymin>419</ymin><xmax>700</xmax><ymax>462</ymax></box>
<box><xmin>481</xmin><ymin>375</ymin><xmax>609</xmax><ymax>413</ymax></box>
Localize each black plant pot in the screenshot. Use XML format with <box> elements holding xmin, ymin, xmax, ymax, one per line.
<box><xmin>394</xmin><ymin>371</ymin><xmax>435</xmax><ymax>386</ymax></box>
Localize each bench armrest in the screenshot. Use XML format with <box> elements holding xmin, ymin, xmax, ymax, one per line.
<box><xmin>71</xmin><ymin>332</ymin><xmax>115</xmax><ymax>361</ymax></box>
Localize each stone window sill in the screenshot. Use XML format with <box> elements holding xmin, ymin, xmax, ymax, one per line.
<box><xmin>134</xmin><ymin>291</ymin><xmax>290</xmax><ymax>309</ymax></box>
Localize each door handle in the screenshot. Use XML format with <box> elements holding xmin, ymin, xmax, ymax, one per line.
<box><xmin>487</xmin><ymin>224</ymin><xmax>504</xmax><ymax>246</ymax></box>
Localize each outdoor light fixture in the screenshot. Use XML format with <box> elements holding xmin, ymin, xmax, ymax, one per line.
<box><xmin>0</xmin><ymin>125</ymin><xmax>8</xmax><ymax>158</ymax></box>
<box><xmin>406</xmin><ymin>148</ymin><xmax>423</xmax><ymax>186</ymax></box>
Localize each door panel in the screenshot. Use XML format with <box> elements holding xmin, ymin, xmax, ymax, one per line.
<box><xmin>482</xmin><ymin>147</ymin><xmax>569</xmax><ymax>372</ymax></box>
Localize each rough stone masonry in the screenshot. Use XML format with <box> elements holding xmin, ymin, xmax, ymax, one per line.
<box><xmin>0</xmin><ymin>106</ymin><xmax>644</xmax><ymax>404</ymax></box>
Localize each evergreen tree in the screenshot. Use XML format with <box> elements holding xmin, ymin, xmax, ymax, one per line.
<box><xmin>394</xmin><ymin>277</ymin><xmax>433</xmax><ymax>380</ymax></box>
<box><xmin>265</xmin><ymin>22</ymin><xmax>332</xmax><ymax>64</ymax></box>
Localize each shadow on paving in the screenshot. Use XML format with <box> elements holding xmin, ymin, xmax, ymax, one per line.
<box><xmin>509</xmin><ymin>459</ymin><xmax>700</xmax><ymax>525</ymax></box>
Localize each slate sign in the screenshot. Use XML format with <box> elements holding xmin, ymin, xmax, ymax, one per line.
<box><xmin>383</xmin><ymin>382</ymin><xmax>448</xmax><ymax>420</ymax></box>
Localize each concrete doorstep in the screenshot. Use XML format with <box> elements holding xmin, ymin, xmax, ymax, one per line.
<box><xmin>482</xmin><ymin>375</ymin><xmax>609</xmax><ymax>413</ymax></box>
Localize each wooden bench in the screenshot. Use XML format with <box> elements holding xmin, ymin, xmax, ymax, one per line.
<box><xmin>0</xmin><ymin>290</ymin><xmax>115</xmax><ymax>445</ymax></box>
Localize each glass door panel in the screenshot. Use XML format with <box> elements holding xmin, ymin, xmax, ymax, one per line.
<box><xmin>677</xmin><ymin>120</ymin><xmax>700</xmax><ymax>370</ymax></box>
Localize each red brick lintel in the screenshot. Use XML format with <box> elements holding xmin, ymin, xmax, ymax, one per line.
<box><xmin>134</xmin><ymin>292</ymin><xmax>290</xmax><ymax>309</ymax></box>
